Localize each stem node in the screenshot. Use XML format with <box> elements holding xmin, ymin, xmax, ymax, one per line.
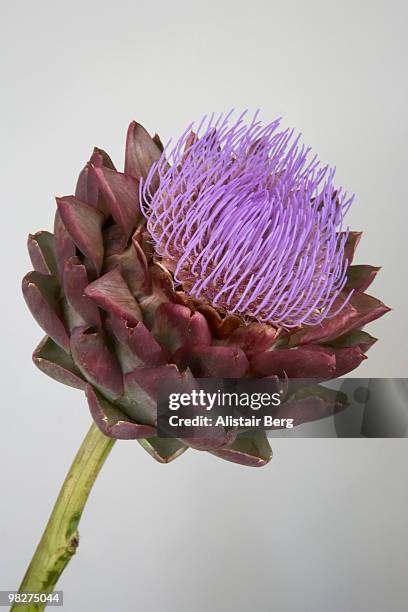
<box><xmin>11</xmin><ymin>423</ymin><xmax>115</xmax><ymax>612</ymax></box>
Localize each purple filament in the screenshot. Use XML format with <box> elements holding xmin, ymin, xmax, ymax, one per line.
<box><xmin>142</xmin><ymin>111</ymin><xmax>353</xmax><ymax>328</ymax></box>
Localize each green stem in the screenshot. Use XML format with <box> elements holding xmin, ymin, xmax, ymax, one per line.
<box><xmin>11</xmin><ymin>423</ymin><xmax>115</xmax><ymax>611</ymax></box>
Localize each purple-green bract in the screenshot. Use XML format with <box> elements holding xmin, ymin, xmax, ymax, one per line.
<box><xmin>143</xmin><ymin>111</ymin><xmax>353</xmax><ymax>328</ymax></box>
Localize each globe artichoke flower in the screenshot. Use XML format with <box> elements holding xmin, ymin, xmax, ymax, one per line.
<box><xmin>23</xmin><ymin>111</ymin><xmax>389</xmax><ymax>468</ymax></box>
<box><xmin>17</xmin><ymin>112</ymin><xmax>390</xmax><ymax>606</ymax></box>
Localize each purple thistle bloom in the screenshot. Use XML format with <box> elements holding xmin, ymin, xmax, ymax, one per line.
<box><xmin>142</xmin><ymin>111</ymin><xmax>354</xmax><ymax>328</ymax></box>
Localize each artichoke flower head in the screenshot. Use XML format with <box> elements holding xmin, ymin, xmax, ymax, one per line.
<box><xmin>23</xmin><ymin>112</ymin><xmax>390</xmax><ymax>466</ymax></box>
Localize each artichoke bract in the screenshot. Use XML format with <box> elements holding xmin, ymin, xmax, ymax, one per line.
<box><xmin>23</xmin><ymin>113</ymin><xmax>390</xmax><ymax>467</ymax></box>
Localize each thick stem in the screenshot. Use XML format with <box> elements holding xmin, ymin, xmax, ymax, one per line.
<box><xmin>12</xmin><ymin>423</ymin><xmax>115</xmax><ymax>611</ymax></box>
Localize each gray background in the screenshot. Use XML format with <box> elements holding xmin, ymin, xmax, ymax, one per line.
<box><xmin>1</xmin><ymin>1</ymin><xmax>407</xmax><ymax>611</ymax></box>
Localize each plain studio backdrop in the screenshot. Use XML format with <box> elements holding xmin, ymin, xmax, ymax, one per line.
<box><xmin>1</xmin><ymin>1</ymin><xmax>407</xmax><ymax>611</ymax></box>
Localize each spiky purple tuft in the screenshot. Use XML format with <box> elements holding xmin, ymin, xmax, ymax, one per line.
<box><xmin>142</xmin><ymin>111</ymin><xmax>354</xmax><ymax>328</ymax></box>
